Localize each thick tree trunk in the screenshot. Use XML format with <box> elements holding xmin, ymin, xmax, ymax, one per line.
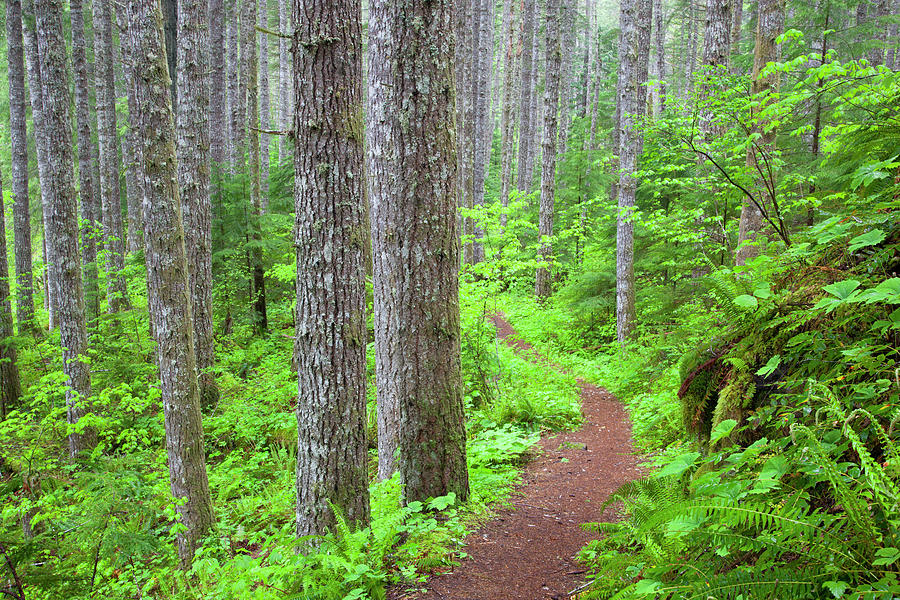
<box><xmin>5</xmin><ymin>0</ymin><xmax>36</xmax><ymax>332</ymax></box>
<box><xmin>0</xmin><ymin>169</ymin><xmax>23</xmax><ymax>420</ymax></box>
<box><xmin>499</xmin><ymin>0</ymin><xmax>520</xmax><ymax>230</ymax></box>
<box><xmin>293</xmin><ymin>0</ymin><xmax>370</xmax><ymax>536</ymax></box>
<box><xmin>735</xmin><ymin>0</ymin><xmax>784</xmax><ymax>266</ymax></box>
<box><xmin>21</xmin><ymin>0</ymin><xmax>55</xmax><ymax>330</ymax></box>
<box><xmin>34</xmin><ymin>0</ymin><xmax>96</xmax><ymax>456</ymax></box>
<box><xmin>95</xmin><ymin>0</ymin><xmax>130</xmax><ymax>313</ymax></box>
<box><xmin>178</xmin><ymin>0</ymin><xmax>219</xmax><ymax>411</ymax></box>
<box><xmin>209</xmin><ymin>0</ymin><xmax>227</xmax><ymax>170</ymax></box>
<box><xmin>164</xmin><ymin>0</ymin><xmax>178</xmax><ymax>105</ymax></box>
<box><xmin>245</xmin><ymin>0</ymin><xmax>268</xmax><ymax>333</ymax></box>
<box><xmin>123</xmin><ymin>0</ymin><xmax>215</xmax><ymax>568</ymax></box>
<box><xmin>258</xmin><ymin>0</ymin><xmax>271</xmax><ymax>206</ymax></box>
<box><xmin>654</xmin><ymin>0</ymin><xmax>667</xmax><ymax>113</ymax></box>
<box><xmin>517</xmin><ymin>0</ymin><xmax>538</xmax><ymax>193</ymax></box>
<box><xmin>368</xmin><ymin>0</ymin><xmax>470</xmax><ymax>504</ymax></box>
<box><xmin>70</xmin><ymin>0</ymin><xmax>101</xmax><ymax>324</ymax></box>
<box><xmin>730</xmin><ymin>0</ymin><xmax>743</xmax><ymax>70</ymax></box>
<box><xmin>535</xmin><ymin>0</ymin><xmax>562</xmax><ymax>301</ymax></box>
<box><xmin>703</xmin><ymin>0</ymin><xmax>732</xmax><ymax>68</ymax></box>
<box><xmin>556</xmin><ymin>0</ymin><xmax>575</xmax><ymax>158</ymax></box>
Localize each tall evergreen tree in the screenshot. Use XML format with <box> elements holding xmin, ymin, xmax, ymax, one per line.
<box><xmin>499</xmin><ymin>0</ymin><xmax>520</xmax><ymax>230</ymax></box>
<box><xmin>34</xmin><ymin>0</ymin><xmax>96</xmax><ymax>456</ymax></box>
<box><xmin>368</xmin><ymin>0</ymin><xmax>470</xmax><ymax>503</ymax></box>
<box><xmin>0</xmin><ymin>168</ymin><xmax>23</xmax><ymax>420</ymax></box>
<box><xmin>5</xmin><ymin>0</ymin><xmax>36</xmax><ymax>332</ymax></box>
<box><xmin>123</xmin><ymin>0</ymin><xmax>215</xmax><ymax>567</ymax></box>
<box><xmin>209</xmin><ymin>0</ymin><xmax>227</xmax><ymax>170</ymax></box>
<box><xmin>293</xmin><ymin>0</ymin><xmax>370</xmax><ymax>537</ymax></box>
<box><xmin>518</xmin><ymin>0</ymin><xmax>539</xmax><ymax>193</ymax></box>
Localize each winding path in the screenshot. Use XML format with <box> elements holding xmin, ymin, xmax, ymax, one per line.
<box><xmin>396</xmin><ymin>315</ymin><xmax>640</xmax><ymax>600</ymax></box>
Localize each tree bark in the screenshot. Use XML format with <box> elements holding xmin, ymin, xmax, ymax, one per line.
<box><xmin>245</xmin><ymin>0</ymin><xmax>268</xmax><ymax>332</ymax></box>
<box><xmin>499</xmin><ymin>0</ymin><xmax>520</xmax><ymax>230</ymax></box>
<box><xmin>258</xmin><ymin>0</ymin><xmax>271</xmax><ymax>206</ymax></box>
<box><xmin>209</xmin><ymin>0</ymin><xmax>227</xmax><ymax>170</ymax></box>
<box><xmin>472</xmin><ymin>0</ymin><xmax>494</xmax><ymax>263</ymax></box>
<box><xmin>730</xmin><ymin>0</ymin><xmax>743</xmax><ymax>70</ymax></box>
<box><xmin>164</xmin><ymin>0</ymin><xmax>178</xmax><ymax>105</ymax></box>
<box><xmin>459</xmin><ymin>0</ymin><xmax>476</xmax><ymax>264</ymax></box>
<box><xmin>178</xmin><ymin>0</ymin><xmax>219</xmax><ymax>411</ymax></box>
<box><xmin>279</xmin><ymin>0</ymin><xmax>293</xmax><ymax>161</ymax></box>
<box><xmin>368</xmin><ymin>0</ymin><xmax>470</xmax><ymax>504</ymax></box>
<box><xmin>535</xmin><ymin>0</ymin><xmax>562</xmax><ymax>301</ymax></box>
<box><xmin>293</xmin><ymin>0</ymin><xmax>370</xmax><ymax>536</ymax></box>
<box><xmin>123</xmin><ymin>0</ymin><xmax>215</xmax><ymax>567</ymax></box>
<box><xmin>517</xmin><ymin>0</ymin><xmax>538</xmax><ymax>193</ymax></box>
<box><xmin>95</xmin><ymin>0</ymin><xmax>130</xmax><ymax>313</ymax></box>
<box><xmin>5</xmin><ymin>0</ymin><xmax>36</xmax><ymax>332</ymax></box>
<box><xmin>226</xmin><ymin>0</ymin><xmax>242</xmax><ymax>168</ymax></box>
<box><xmin>0</xmin><ymin>168</ymin><xmax>23</xmax><ymax>420</ymax></box>
<box><xmin>735</xmin><ymin>0</ymin><xmax>784</xmax><ymax>266</ymax></box>
<box><xmin>34</xmin><ymin>0</ymin><xmax>96</xmax><ymax>456</ymax></box>
<box><xmin>21</xmin><ymin>0</ymin><xmax>55</xmax><ymax>330</ymax></box>
<box><xmin>703</xmin><ymin>0</ymin><xmax>732</xmax><ymax>68</ymax></box>
<box><xmin>556</xmin><ymin>0</ymin><xmax>575</xmax><ymax>158</ymax></box>
<box><xmin>70</xmin><ymin>0</ymin><xmax>101</xmax><ymax>324</ymax></box>
<box><xmin>654</xmin><ymin>0</ymin><xmax>667</xmax><ymax>113</ymax></box>
<box><xmin>868</xmin><ymin>0</ymin><xmax>889</xmax><ymax>65</ymax></box>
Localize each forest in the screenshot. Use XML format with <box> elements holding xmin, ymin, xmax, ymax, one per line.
<box><xmin>0</xmin><ymin>0</ymin><xmax>898</xmax><ymax>597</ymax></box>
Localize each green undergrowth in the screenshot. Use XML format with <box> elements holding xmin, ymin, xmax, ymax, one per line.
<box><xmin>0</xmin><ymin>281</ymin><xmax>582</xmax><ymax>599</ymax></box>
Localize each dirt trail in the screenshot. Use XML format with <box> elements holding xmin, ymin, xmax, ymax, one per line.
<box><xmin>395</xmin><ymin>315</ymin><xmax>640</xmax><ymax>600</ymax></box>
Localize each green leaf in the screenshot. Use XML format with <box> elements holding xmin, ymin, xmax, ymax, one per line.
<box><xmin>859</xmin><ymin>278</ymin><xmax>900</xmax><ymax>305</ymax></box>
<box><xmin>656</xmin><ymin>452</ymin><xmax>701</xmax><ymax>478</ymax></box>
<box><xmin>874</xmin><ymin>547</ymin><xmax>900</xmax><ymax>566</ymax></box>
<box><xmin>634</xmin><ymin>579</ymin><xmax>662</xmax><ymax>595</ymax></box>
<box><xmin>734</xmin><ymin>294</ymin><xmax>759</xmax><ymax>308</ymax></box>
<box><xmin>824</xmin><ymin>580</ymin><xmax>849</xmax><ymax>598</ymax></box>
<box><xmin>752</xmin><ymin>283</ymin><xmax>772</xmax><ymax>299</ymax></box>
<box><xmin>823</xmin><ymin>279</ymin><xmax>861</xmax><ymax>300</ymax></box>
<box><xmin>848</xmin><ymin>229</ymin><xmax>886</xmax><ymax>252</ymax></box>
<box><xmin>710</xmin><ymin>419</ymin><xmax>738</xmax><ymax>444</ymax></box>
<box><xmin>756</xmin><ymin>355</ymin><xmax>782</xmax><ymax>377</ymax></box>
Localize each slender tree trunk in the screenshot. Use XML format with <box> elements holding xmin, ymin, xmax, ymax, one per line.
<box><xmin>459</xmin><ymin>0</ymin><xmax>476</xmax><ymax>264</ymax></box>
<box><xmin>70</xmin><ymin>0</ymin><xmax>101</xmax><ymax>324</ymax></box>
<box><xmin>368</xmin><ymin>0</ymin><xmax>470</xmax><ymax>504</ymax></box>
<box><xmin>730</xmin><ymin>0</ymin><xmax>743</xmax><ymax>70</ymax></box>
<box><xmin>245</xmin><ymin>0</ymin><xmax>268</xmax><ymax>332</ymax></box>
<box><xmin>95</xmin><ymin>0</ymin><xmax>130</xmax><ymax>313</ymax></box>
<box><xmin>499</xmin><ymin>0</ymin><xmax>521</xmax><ymax>230</ymax></box>
<box><xmin>887</xmin><ymin>0</ymin><xmax>899</xmax><ymax>69</ymax></box>
<box><xmin>868</xmin><ymin>0</ymin><xmax>889</xmax><ymax>65</ymax></box>
<box><xmin>556</xmin><ymin>0</ymin><xmax>575</xmax><ymax>158</ymax></box>
<box><xmin>535</xmin><ymin>0</ymin><xmax>562</xmax><ymax>301</ymax></box>
<box><xmin>472</xmin><ymin>0</ymin><xmax>494</xmax><ymax>263</ymax></box>
<box><xmin>34</xmin><ymin>0</ymin><xmax>96</xmax><ymax>456</ymax></box>
<box><xmin>588</xmin><ymin>5</ymin><xmax>599</xmax><ymax>149</ymax></box>
<box><xmin>279</xmin><ymin>0</ymin><xmax>292</xmax><ymax>161</ymax></box>
<box><xmin>178</xmin><ymin>0</ymin><xmax>219</xmax><ymax>411</ymax></box>
<box><xmin>517</xmin><ymin>0</ymin><xmax>538</xmax><ymax>193</ymax></box>
<box><xmin>654</xmin><ymin>0</ymin><xmax>667</xmax><ymax>113</ymax></box>
<box><xmin>21</xmin><ymin>0</ymin><xmax>55</xmax><ymax>330</ymax></box>
<box><xmin>735</xmin><ymin>0</ymin><xmax>784</xmax><ymax>266</ymax></box>
<box><xmin>615</xmin><ymin>0</ymin><xmax>652</xmax><ymax>342</ymax></box>
<box><xmin>210</xmin><ymin>0</ymin><xmax>227</xmax><ymax>171</ymax></box>
<box><xmin>258</xmin><ymin>0</ymin><xmax>271</xmax><ymax>205</ymax></box>
<box><xmin>0</xmin><ymin>169</ymin><xmax>23</xmax><ymax>420</ymax></box>
<box><xmin>123</xmin><ymin>0</ymin><xmax>215</xmax><ymax>567</ymax></box>
<box><xmin>293</xmin><ymin>0</ymin><xmax>370</xmax><ymax>536</ymax></box>
<box><xmin>6</xmin><ymin>0</ymin><xmax>36</xmax><ymax>332</ymax></box>
<box><xmin>687</xmin><ymin>0</ymin><xmax>698</xmax><ymax>92</ymax></box>
<box><xmin>227</xmin><ymin>0</ymin><xmax>242</xmax><ymax>167</ymax></box>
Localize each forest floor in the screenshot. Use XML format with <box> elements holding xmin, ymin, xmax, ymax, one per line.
<box><xmin>392</xmin><ymin>315</ymin><xmax>640</xmax><ymax>600</ymax></box>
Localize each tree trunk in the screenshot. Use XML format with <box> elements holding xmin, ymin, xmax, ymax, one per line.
<box><xmin>472</xmin><ymin>0</ymin><xmax>493</xmax><ymax>264</ymax></box>
<box><xmin>615</xmin><ymin>0</ymin><xmax>652</xmax><ymax>342</ymax></box>
<box><xmin>0</xmin><ymin>168</ymin><xmax>23</xmax><ymax>420</ymax></box>
<box><xmin>209</xmin><ymin>0</ymin><xmax>227</xmax><ymax>170</ymax></box>
<box><xmin>279</xmin><ymin>0</ymin><xmax>292</xmax><ymax>161</ymax></box>
<box><xmin>459</xmin><ymin>0</ymin><xmax>476</xmax><ymax>264</ymax></box>
<box><xmin>517</xmin><ymin>0</ymin><xmax>538</xmax><ymax>193</ymax></box>
<box><xmin>535</xmin><ymin>0</ymin><xmax>562</xmax><ymax>301</ymax></box>
<box><xmin>95</xmin><ymin>0</ymin><xmax>130</xmax><ymax>313</ymax></box>
<box><xmin>5</xmin><ymin>0</ymin><xmax>36</xmax><ymax>332</ymax></box>
<box><xmin>21</xmin><ymin>0</ymin><xmax>55</xmax><ymax>330</ymax></box>
<box><xmin>499</xmin><ymin>0</ymin><xmax>520</xmax><ymax>230</ymax></box>
<box><xmin>164</xmin><ymin>0</ymin><xmax>178</xmax><ymax>105</ymax></box>
<box><xmin>730</xmin><ymin>0</ymin><xmax>743</xmax><ymax>70</ymax></box>
<box><xmin>34</xmin><ymin>0</ymin><xmax>96</xmax><ymax>456</ymax></box>
<box><xmin>556</xmin><ymin>0</ymin><xmax>575</xmax><ymax>158</ymax></box>
<box><xmin>735</xmin><ymin>0</ymin><xmax>784</xmax><ymax>266</ymax></box>
<box><xmin>868</xmin><ymin>0</ymin><xmax>889</xmax><ymax>65</ymax></box>
<box><xmin>227</xmin><ymin>0</ymin><xmax>242</xmax><ymax>167</ymax></box>
<box><xmin>178</xmin><ymin>0</ymin><xmax>219</xmax><ymax>411</ymax></box>
<box><xmin>654</xmin><ymin>0</ymin><xmax>667</xmax><ymax>113</ymax></box>
<box><xmin>70</xmin><ymin>0</ymin><xmax>101</xmax><ymax>324</ymax></box>
<box><xmin>258</xmin><ymin>0</ymin><xmax>271</xmax><ymax>206</ymax></box>
<box><xmin>245</xmin><ymin>0</ymin><xmax>268</xmax><ymax>333</ymax></box>
<box><xmin>368</xmin><ymin>0</ymin><xmax>470</xmax><ymax>504</ymax></box>
<box><xmin>293</xmin><ymin>0</ymin><xmax>370</xmax><ymax>536</ymax></box>
<box><xmin>703</xmin><ymin>0</ymin><xmax>732</xmax><ymax>68</ymax></box>
<box><xmin>123</xmin><ymin>0</ymin><xmax>215</xmax><ymax>568</ymax></box>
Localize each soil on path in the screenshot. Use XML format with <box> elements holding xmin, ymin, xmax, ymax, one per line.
<box><xmin>394</xmin><ymin>315</ymin><xmax>640</xmax><ymax>600</ymax></box>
